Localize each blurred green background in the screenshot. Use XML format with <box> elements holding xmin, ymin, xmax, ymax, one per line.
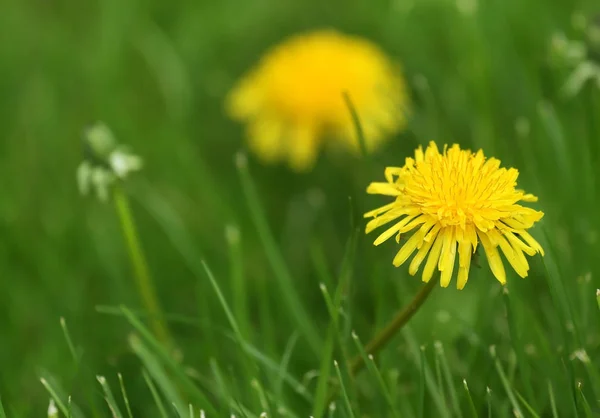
<box><xmin>1</xmin><ymin>0</ymin><xmax>599</xmax><ymax>416</ymax></box>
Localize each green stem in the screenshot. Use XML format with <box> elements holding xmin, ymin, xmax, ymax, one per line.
<box><xmin>113</xmin><ymin>185</ymin><xmax>171</xmax><ymax>347</ymax></box>
<box><xmin>349</xmin><ymin>276</ymin><xmax>438</xmax><ymax>376</ymax></box>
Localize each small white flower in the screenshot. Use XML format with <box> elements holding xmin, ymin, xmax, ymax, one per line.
<box><xmin>109</xmin><ymin>150</ymin><xmax>143</xmax><ymax>178</ymax></box>
<box><xmin>47</xmin><ymin>399</ymin><xmax>58</xmax><ymax>418</ymax></box>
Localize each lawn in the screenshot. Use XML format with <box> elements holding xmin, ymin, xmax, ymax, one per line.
<box><xmin>1</xmin><ymin>0</ymin><xmax>599</xmax><ymax>416</ymax></box>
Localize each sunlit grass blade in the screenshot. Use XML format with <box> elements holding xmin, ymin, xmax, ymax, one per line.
<box><xmin>97</xmin><ymin>375</ymin><xmax>124</xmax><ymax>418</ymax></box>
<box><xmin>251</xmin><ymin>379</ymin><xmax>272</xmax><ymax>415</ymax></box>
<box><xmin>342</xmin><ymin>92</ymin><xmax>368</xmax><ymax>158</ymax></box>
<box><xmin>120</xmin><ymin>306</ymin><xmax>218</xmax><ymax>414</ymax></box>
<box><xmin>514</xmin><ymin>390</ymin><xmax>540</xmax><ymax>418</ymax></box>
<box><xmin>577</xmin><ymin>383</ymin><xmax>594</xmax><ymax>418</ymax></box>
<box><xmin>351</xmin><ymin>331</ymin><xmax>400</xmax><ymax>417</ymax></box>
<box><xmin>463</xmin><ymin>379</ymin><xmax>478</xmax><ymax>418</ymax></box>
<box><xmin>236</xmin><ymin>152</ymin><xmax>321</xmax><ymax>354</ymax></box>
<box><xmin>275</xmin><ymin>332</ymin><xmax>300</xmax><ymax>402</ymax></box>
<box><xmin>433</xmin><ymin>341</ymin><xmax>460</xmax><ymax>417</ymax></box>
<box><xmin>40</xmin><ymin>377</ymin><xmax>68</xmax><ymax>418</ymax></box>
<box><xmin>129</xmin><ymin>334</ymin><xmax>187</xmax><ymax>415</ymax></box>
<box><xmin>333</xmin><ymin>360</ymin><xmax>355</xmax><ymax>418</ymax></box>
<box><xmin>489</xmin><ymin>346</ymin><xmax>524</xmax><ymax>417</ymax></box>
<box><xmin>596</xmin><ymin>289</ymin><xmax>600</xmax><ymax>311</ymax></box>
<box><xmin>142</xmin><ymin>368</ymin><xmax>169</xmax><ymax>418</ymax></box>
<box><xmin>118</xmin><ymin>373</ymin><xmax>134</xmax><ymax>418</ymax></box>
<box><xmin>60</xmin><ymin>317</ymin><xmax>79</xmax><ymax>363</ymax></box>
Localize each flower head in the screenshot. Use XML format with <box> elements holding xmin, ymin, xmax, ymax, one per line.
<box><xmin>77</xmin><ymin>122</ymin><xmax>143</xmax><ymax>202</ymax></box>
<box><xmin>227</xmin><ymin>29</ymin><xmax>408</xmax><ymax>171</ymax></box>
<box><xmin>365</xmin><ymin>142</ymin><xmax>544</xmax><ymax>289</ymax></box>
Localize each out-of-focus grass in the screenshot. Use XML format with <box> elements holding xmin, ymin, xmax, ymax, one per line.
<box><xmin>1</xmin><ymin>0</ymin><xmax>599</xmax><ymax>416</ymax></box>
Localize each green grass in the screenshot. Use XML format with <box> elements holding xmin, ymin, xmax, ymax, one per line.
<box><xmin>1</xmin><ymin>0</ymin><xmax>600</xmax><ymax>416</ymax></box>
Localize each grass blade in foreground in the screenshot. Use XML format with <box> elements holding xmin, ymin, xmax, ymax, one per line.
<box><xmin>118</xmin><ymin>373</ymin><xmax>134</xmax><ymax>418</ymax></box>
<box><xmin>0</xmin><ymin>397</ymin><xmax>6</xmax><ymax>418</ymax></box>
<box><xmin>463</xmin><ymin>379</ymin><xmax>478</xmax><ymax>418</ymax></box>
<box><xmin>142</xmin><ymin>369</ymin><xmax>169</xmax><ymax>418</ymax></box>
<box><xmin>351</xmin><ymin>331</ymin><xmax>400</xmax><ymax>418</ymax></box>
<box><xmin>120</xmin><ymin>306</ymin><xmax>218</xmax><ymax>415</ymax></box>
<box><xmin>97</xmin><ymin>376</ymin><xmax>124</xmax><ymax>418</ymax></box>
<box><xmin>333</xmin><ymin>360</ymin><xmax>355</xmax><ymax>418</ymax></box>
<box><xmin>490</xmin><ymin>346</ymin><xmax>524</xmax><ymax>417</ymax></box>
<box><xmin>129</xmin><ymin>334</ymin><xmax>187</xmax><ymax>415</ymax></box>
<box><xmin>236</xmin><ymin>152</ymin><xmax>321</xmax><ymax>353</ymax></box>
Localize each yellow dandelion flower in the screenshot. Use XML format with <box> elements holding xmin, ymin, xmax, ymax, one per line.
<box><xmin>226</xmin><ymin>29</ymin><xmax>408</xmax><ymax>171</ymax></box>
<box><xmin>365</xmin><ymin>142</ymin><xmax>545</xmax><ymax>289</ymax></box>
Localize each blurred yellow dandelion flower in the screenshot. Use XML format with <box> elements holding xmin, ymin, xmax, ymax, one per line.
<box><xmin>226</xmin><ymin>30</ymin><xmax>408</xmax><ymax>171</ymax></box>
<box><xmin>365</xmin><ymin>142</ymin><xmax>545</xmax><ymax>289</ymax></box>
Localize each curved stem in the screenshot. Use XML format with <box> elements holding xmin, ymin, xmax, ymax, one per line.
<box><xmin>113</xmin><ymin>185</ymin><xmax>171</xmax><ymax>347</ymax></box>
<box><xmin>349</xmin><ymin>276</ymin><xmax>438</xmax><ymax>376</ymax></box>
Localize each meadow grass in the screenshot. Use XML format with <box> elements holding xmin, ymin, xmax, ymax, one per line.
<box><xmin>1</xmin><ymin>0</ymin><xmax>599</xmax><ymax>416</ymax></box>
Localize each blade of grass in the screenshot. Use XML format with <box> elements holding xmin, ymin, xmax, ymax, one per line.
<box><xmin>342</xmin><ymin>92</ymin><xmax>368</xmax><ymax>158</ymax></box>
<box><xmin>129</xmin><ymin>334</ymin><xmax>187</xmax><ymax>415</ymax></box>
<box><xmin>142</xmin><ymin>368</ymin><xmax>169</xmax><ymax>418</ymax></box>
<box><xmin>275</xmin><ymin>332</ymin><xmax>300</xmax><ymax>401</ymax></box>
<box><xmin>403</xmin><ymin>328</ymin><xmax>449</xmax><ymax>418</ymax></box>
<box><xmin>120</xmin><ymin>306</ymin><xmax>218</xmax><ymax>414</ymax></box>
<box><xmin>225</xmin><ymin>224</ymin><xmax>252</xmax><ymax>345</ymax></box>
<box><xmin>577</xmin><ymin>383</ymin><xmax>593</xmax><ymax>418</ymax></box>
<box><xmin>333</xmin><ymin>361</ymin><xmax>355</xmax><ymax>418</ymax></box>
<box><xmin>118</xmin><ymin>373</ymin><xmax>134</xmax><ymax>418</ymax></box>
<box><xmin>0</xmin><ymin>397</ymin><xmax>6</xmax><ymax>418</ymax></box>
<box><xmin>487</xmin><ymin>387</ymin><xmax>492</xmax><ymax>418</ymax></box>
<box><xmin>547</xmin><ymin>381</ymin><xmax>559</xmax><ymax>418</ymax></box>
<box><xmin>351</xmin><ymin>331</ymin><xmax>400</xmax><ymax>418</ymax></box>
<box><xmin>514</xmin><ymin>390</ymin><xmax>540</xmax><ymax>418</ymax></box>
<box><xmin>314</xmin><ymin>230</ymin><xmax>358</xmax><ymax>415</ymax></box>
<box><xmin>502</xmin><ymin>288</ymin><xmax>535</xmax><ymax>405</ymax></box>
<box><xmin>96</xmin><ymin>376</ymin><xmax>124</xmax><ymax>418</ymax></box>
<box><xmin>40</xmin><ymin>378</ymin><xmax>68</xmax><ymax>418</ymax></box>
<box><xmin>236</xmin><ymin>153</ymin><xmax>321</xmax><ymax>354</ymax></box>
<box><xmin>489</xmin><ymin>346</ymin><xmax>524</xmax><ymax>417</ymax></box>
<box><xmin>434</xmin><ymin>341</ymin><xmax>460</xmax><ymax>417</ymax></box>
<box><xmin>201</xmin><ymin>260</ymin><xmax>260</xmax><ymax>409</ymax></box>
<box><xmin>312</xmin><ymin>320</ymin><xmax>337</xmax><ymax>417</ymax></box>
<box><xmin>60</xmin><ymin>317</ymin><xmax>78</xmax><ymax>363</ymax></box>
<box><xmin>463</xmin><ymin>379</ymin><xmax>478</xmax><ymax>418</ymax></box>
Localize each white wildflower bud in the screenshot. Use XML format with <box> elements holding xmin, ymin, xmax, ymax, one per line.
<box><xmin>47</xmin><ymin>399</ymin><xmax>58</xmax><ymax>418</ymax></box>
<box><xmin>109</xmin><ymin>150</ymin><xmax>143</xmax><ymax>178</ymax></box>
<box><xmin>78</xmin><ymin>122</ymin><xmax>143</xmax><ymax>202</ymax></box>
<box><xmin>85</xmin><ymin>122</ymin><xmax>117</xmax><ymax>160</ymax></box>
